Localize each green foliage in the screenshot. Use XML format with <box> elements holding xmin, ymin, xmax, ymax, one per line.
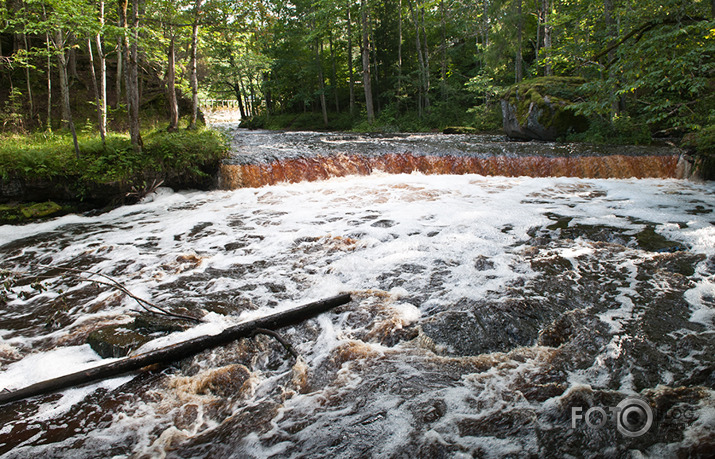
<box><xmin>682</xmin><ymin>125</ymin><xmax>715</xmax><ymax>179</ymax></box>
<box><xmin>467</xmin><ymin>104</ymin><xmax>502</xmax><ymax>132</ymax></box>
<box><xmin>0</xmin><ymin>88</ymin><xmax>25</xmax><ymax>132</ymax></box>
<box><xmin>1</xmin><ymin>0</ymin><xmax>713</xmax><ymax>154</ymax></box>
<box><xmin>0</xmin><ymin>128</ymin><xmax>228</xmax><ymax>205</ymax></box>
<box><xmin>565</xmin><ymin>115</ymin><xmax>652</xmax><ymax>145</ymax></box>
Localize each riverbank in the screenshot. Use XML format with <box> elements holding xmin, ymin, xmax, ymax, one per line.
<box><xmin>0</xmin><ymin>128</ymin><xmax>228</xmax><ymax>224</ymax></box>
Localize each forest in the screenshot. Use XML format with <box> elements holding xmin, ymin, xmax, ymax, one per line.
<box><xmin>0</xmin><ymin>0</ymin><xmax>714</xmax><ymax>153</ymax></box>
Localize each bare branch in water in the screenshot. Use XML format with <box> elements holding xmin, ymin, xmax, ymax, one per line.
<box><xmin>26</xmin><ymin>264</ymin><xmax>203</xmax><ymax>323</ymax></box>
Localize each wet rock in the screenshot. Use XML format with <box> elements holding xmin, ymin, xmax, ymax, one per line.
<box><xmin>539</xmin><ymin>310</ymin><xmax>586</xmax><ymax>348</ymax></box>
<box><xmin>501</xmin><ymin>77</ymin><xmax>589</xmax><ymax>141</ymax></box>
<box><xmin>542</xmin><ymin>312</ymin><xmax>612</xmax><ymax>372</ymax></box>
<box><xmin>421</xmin><ymin>299</ymin><xmax>561</xmax><ymax>356</ymax></box>
<box><xmin>87</xmin><ymin>314</ymin><xmax>192</xmax><ymax>358</ymax></box>
<box><xmin>473</xmin><ymin>255</ymin><xmax>495</xmax><ymax>271</ymax></box>
<box><xmin>371</xmin><ymin>219</ymin><xmax>396</xmax><ymax>228</ymax></box>
<box><xmin>133</xmin><ymin>314</ymin><xmax>193</xmax><ymax>334</ymax></box>
<box><xmin>195</xmin><ymin>364</ymin><xmax>252</xmax><ymax>397</ymax></box>
<box><xmin>87</xmin><ymin>324</ymin><xmax>152</xmax><ymax>358</ymax></box>
<box><xmin>457</xmin><ymin>408</ymin><xmax>537</xmax><ymax>438</ymax></box>
<box><xmin>648</xmin><ymin>252</ymin><xmax>705</xmax><ymax>277</ymax></box>
<box><xmin>169</xmin><ymin>401</ymin><xmax>281</xmax><ymax>457</ymax></box>
<box><xmin>635</xmin><ymin>225</ymin><xmax>687</xmax><ymax>252</ymax></box>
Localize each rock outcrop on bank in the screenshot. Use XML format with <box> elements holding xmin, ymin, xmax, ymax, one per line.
<box><xmin>501</xmin><ymin>77</ymin><xmax>589</xmax><ymax>141</ymax></box>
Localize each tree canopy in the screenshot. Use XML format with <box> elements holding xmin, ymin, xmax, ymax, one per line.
<box><xmin>1</xmin><ymin>0</ymin><xmax>714</xmax><ymax>142</ymax></box>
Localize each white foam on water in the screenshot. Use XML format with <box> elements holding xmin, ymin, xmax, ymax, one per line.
<box><xmin>0</xmin><ymin>173</ymin><xmax>713</xmax><ymax>456</ymax></box>
<box><xmin>0</xmin><ymin>344</ymin><xmax>113</xmax><ymax>391</ymax></box>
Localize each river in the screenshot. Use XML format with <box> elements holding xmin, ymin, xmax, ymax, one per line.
<box><xmin>0</xmin><ymin>127</ymin><xmax>713</xmax><ymax>457</ymax></box>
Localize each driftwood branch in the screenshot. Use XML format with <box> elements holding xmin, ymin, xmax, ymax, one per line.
<box><xmin>252</xmin><ymin>327</ymin><xmax>299</xmax><ymax>358</ymax></box>
<box><xmin>36</xmin><ymin>264</ymin><xmax>201</xmax><ymax>323</ymax></box>
<box><xmin>0</xmin><ymin>293</ymin><xmax>351</xmax><ymax>405</ymax></box>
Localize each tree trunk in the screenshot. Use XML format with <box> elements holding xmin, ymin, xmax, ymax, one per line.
<box><xmin>55</xmin><ymin>31</ymin><xmax>80</xmax><ymax>158</ymax></box>
<box><xmin>167</xmin><ymin>35</ymin><xmax>179</xmax><ymax>132</ymax></box>
<box><xmin>96</xmin><ymin>0</ymin><xmax>107</xmax><ymax>138</ymax></box>
<box><xmin>421</xmin><ymin>5</ymin><xmax>430</xmax><ymax>112</ymax></box>
<box><xmin>347</xmin><ymin>1</ymin><xmax>355</xmax><ymax>115</ymax></box>
<box><xmin>368</xmin><ymin>9</ymin><xmax>379</xmax><ymax>112</ymax></box>
<box><xmin>440</xmin><ymin>1</ymin><xmax>447</xmax><ymax>102</ymax></box>
<box><xmin>329</xmin><ymin>31</ymin><xmax>340</xmax><ymax>113</ymax></box>
<box><xmin>189</xmin><ymin>0</ymin><xmax>204</xmax><ymax>130</ymax></box>
<box><xmin>0</xmin><ymin>294</ymin><xmax>352</xmax><ymax>406</ymax></box>
<box><xmin>535</xmin><ymin>0</ymin><xmax>541</xmax><ymax>72</ymax></box>
<box><xmin>543</xmin><ymin>0</ymin><xmax>552</xmax><ymax>76</ymax></box>
<box><xmin>408</xmin><ymin>0</ymin><xmax>426</xmax><ymax>118</ymax></box>
<box><xmin>515</xmin><ymin>0</ymin><xmax>523</xmax><ymax>83</ymax></box>
<box><xmin>126</xmin><ymin>0</ymin><xmax>142</xmax><ymax>152</ymax></box>
<box><xmin>115</xmin><ymin>0</ymin><xmax>123</xmax><ymax>112</ymax></box>
<box><xmin>233</xmin><ymin>82</ymin><xmax>246</xmax><ymax>119</ymax></box>
<box><xmin>397</xmin><ymin>0</ymin><xmax>403</xmax><ymax>110</ymax></box>
<box><xmin>240</xmin><ymin>77</ymin><xmax>252</xmax><ymax>116</ymax></box>
<box><xmin>316</xmin><ymin>40</ymin><xmax>329</xmax><ymax>128</ymax></box>
<box><xmin>22</xmin><ymin>32</ymin><xmax>34</xmax><ymax>122</ymax></box>
<box><xmin>360</xmin><ymin>0</ymin><xmax>375</xmax><ymax>124</ymax></box>
<box><xmin>263</xmin><ymin>72</ymin><xmax>271</xmax><ymax>118</ymax></box>
<box><xmin>87</xmin><ymin>37</ymin><xmax>106</xmax><ymax>144</ymax></box>
<box><xmin>604</xmin><ymin>0</ymin><xmax>620</xmax><ymax>118</ymax></box>
<box><xmin>45</xmin><ymin>32</ymin><xmax>52</xmax><ymax>130</ymax></box>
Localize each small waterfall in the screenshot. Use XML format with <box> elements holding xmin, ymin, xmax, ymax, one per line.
<box><xmin>219</xmin><ymin>152</ymin><xmax>682</xmax><ymax>189</ymax></box>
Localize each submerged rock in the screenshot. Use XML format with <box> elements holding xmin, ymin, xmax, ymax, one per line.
<box><xmin>501</xmin><ymin>77</ymin><xmax>589</xmax><ymax>141</ymax></box>
<box><xmin>87</xmin><ymin>314</ymin><xmax>193</xmax><ymax>358</ymax></box>
<box><xmin>87</xmin><ymin>324</ymin><xmax>152</xmax><ymax>358</ymax></box>
<box><xmin>421</xmin><ymin>298</ymin><xmax>563</xmax><ymax>356</ymax></box>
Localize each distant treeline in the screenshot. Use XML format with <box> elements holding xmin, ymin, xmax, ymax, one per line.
<box><xmin>1</xmin><ymin>0</ymin><xmax>714</xmax><ymax>140</ymax></box>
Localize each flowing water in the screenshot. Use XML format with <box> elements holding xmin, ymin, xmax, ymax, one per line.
<box><xmin>217</xmin><ymin>129</ymin><xmax>683</xmax><ymax>188</ymax></box>
<box><xmin>0</xmin><ymin>128</ymin><xmax>713</xmax><ymax>458</ymax></box>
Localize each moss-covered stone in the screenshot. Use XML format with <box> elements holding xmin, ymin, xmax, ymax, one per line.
<box><xmin>20</xmin><ymin>201</ymin><xmax>62</xmax><ymax>218</ymax></box>
<box><xmin>501</xmin><ymin>77</ymin><xmax>589</xmax><ymax>141</ymax></box>
<box><xmin>0</xmin><ymin>200</ymin><xmax>68</xmax><ymax>225</ymax></box>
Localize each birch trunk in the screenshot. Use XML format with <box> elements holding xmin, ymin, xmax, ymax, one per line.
<box><xmin>360</xmin><ymin>0</ymin><xmax>374</xmax><ymax>123</ymax></box>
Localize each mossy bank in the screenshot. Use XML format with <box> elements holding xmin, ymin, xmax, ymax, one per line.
<box><xmin>0</xmin><ymin>128</ymin><xmax>228</xmax><ymax>224</ymax></box>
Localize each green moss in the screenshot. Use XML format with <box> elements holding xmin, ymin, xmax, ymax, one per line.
<box><xmin>502</xmin><ymin>77</ymin><xmax>589</xmax><ymax>137</ymax></box>
<box><xmin>0</xmin><ymin>201</ymin><xmax>70</xmax><ymax>224</ymax></box>
<box><xmin>502</xmin><ymin>77</ymin><xmax>587</xmax><ymax>124</ymax></box>
<box><xmin>20</xmin><ymin>201</ymin><xmax>62</xmax><ymax>218</ymax></box>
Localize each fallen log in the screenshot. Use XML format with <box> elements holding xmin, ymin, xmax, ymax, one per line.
<box><xmin>0</xmin><ymin>293</ymin><xmax>352</xmax><ymax>405</ymax></box>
